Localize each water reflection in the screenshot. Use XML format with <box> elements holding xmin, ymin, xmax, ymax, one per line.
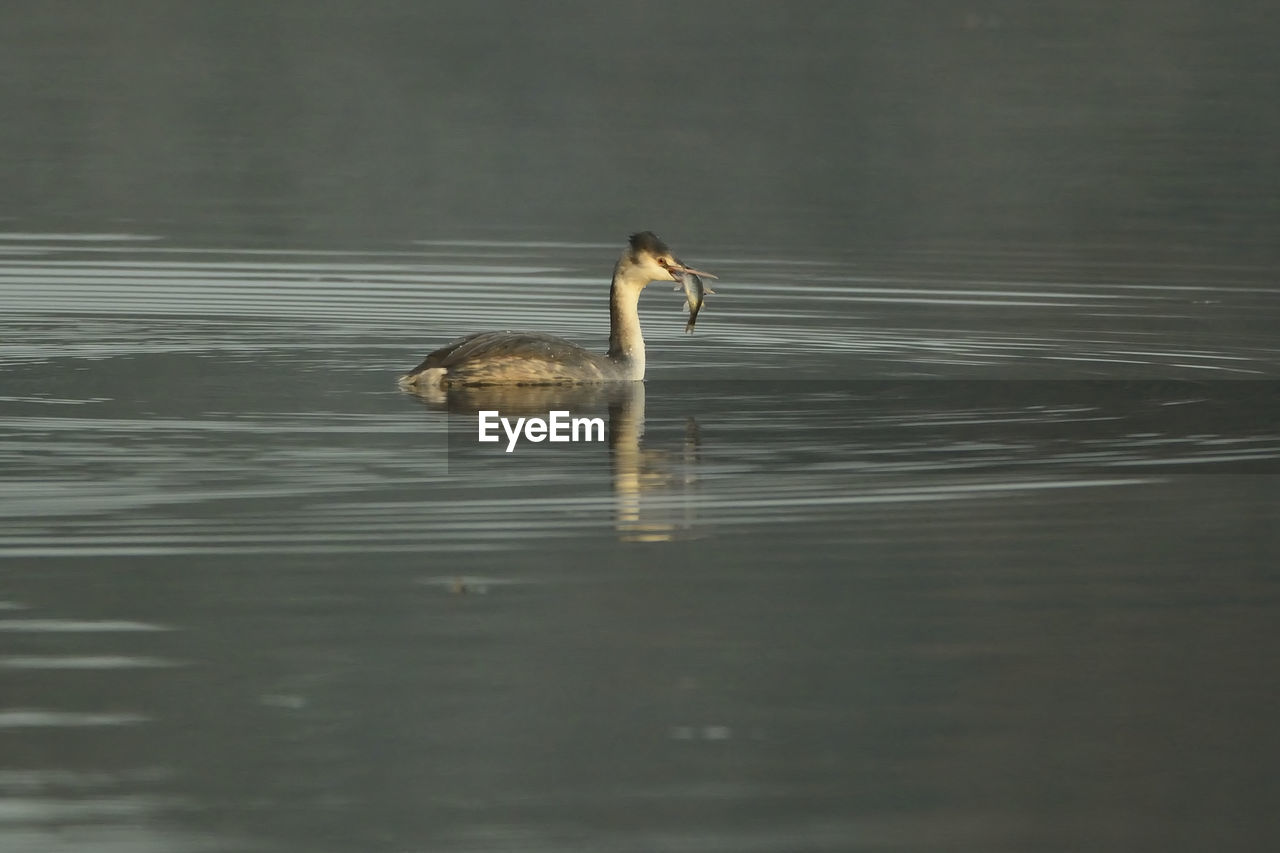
<box><xmin>401</xmin><ymin>381</ymin><xmax>705</xmax><ymax>542</ymax></box>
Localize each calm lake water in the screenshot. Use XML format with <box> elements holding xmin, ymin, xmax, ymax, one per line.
<box><xmin>3</xmin><ymin>3</ymin><xmax>1280</xmax><ymax>852</ymax></box>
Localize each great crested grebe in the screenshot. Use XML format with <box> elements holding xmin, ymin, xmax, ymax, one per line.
<box><xmin>398</xmin><ymin>232</ymin><xmax>714</xmax><ymax>388</ymax></box>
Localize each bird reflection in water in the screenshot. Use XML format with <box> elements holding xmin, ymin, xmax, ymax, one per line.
<box><xmin>401</xmin><ymin>382</ymin><xmax>703</xmax><ymax>542</ymax></box>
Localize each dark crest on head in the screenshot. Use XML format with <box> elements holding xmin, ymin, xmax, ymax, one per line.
<box><xmin>628</xmin><ymin>231</ymin><xmax>670</xmax><ymax>261</ymax></box>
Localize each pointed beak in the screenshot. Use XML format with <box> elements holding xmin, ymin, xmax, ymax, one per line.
<box><xmin>664</xmin><ymin>258</ymin><xmax>717</xmax><ymax>280</ymax></box>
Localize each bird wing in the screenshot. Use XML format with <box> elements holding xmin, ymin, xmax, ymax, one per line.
<box><xmin>405</xmin><ymin>331</ymin><xmax>609</xmax><ymax>385</ymax></box>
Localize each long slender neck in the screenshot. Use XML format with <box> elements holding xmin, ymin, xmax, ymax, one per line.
<box><xmin>606</xmin><ymin>264</ymin><xmax>646</xmax><ymax>380</ymax></box>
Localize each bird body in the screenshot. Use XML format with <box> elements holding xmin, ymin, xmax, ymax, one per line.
<box><xmin>401</xmin><ymin>330</ymin><xmax>616</xmax><ymax>386</ymax></box>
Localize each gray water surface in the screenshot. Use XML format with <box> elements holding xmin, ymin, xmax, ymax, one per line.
<box><xmin>2</xmin><ymin>238</ymin><xmax>1277</xmax><ymax>853</ymax></box>
<box><xmin>3</xmin><ymin>2</ymin><xmax>1280</xmax><ymax>851</ymax></box>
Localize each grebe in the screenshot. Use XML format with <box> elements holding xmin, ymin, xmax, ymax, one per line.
<box><xmin>398</xmin><ymin>232</ymin><xmax>714</xmax><ymax>388</ymax></box>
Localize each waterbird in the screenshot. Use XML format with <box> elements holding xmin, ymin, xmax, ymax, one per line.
<box><xmin>398</xmin><ymin>232</ymin><xmax>714</xmax><ymax>388</ymax></box>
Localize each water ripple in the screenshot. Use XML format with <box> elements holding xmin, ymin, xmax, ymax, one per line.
<box><xmin>1</xmin><ymin>239</ymin><xmax>1277</xmax><ymax>557</ymax></box>
<box><xmin>1</xmin><ymin>238</ymin><xmax>1276</xmax><ymax>378</ymax></box>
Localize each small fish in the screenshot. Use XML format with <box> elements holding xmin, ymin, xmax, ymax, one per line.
<box><xmin>676</xmin><ymin>270</ymin><xmax>715</xmax><ymax>334</ymax></box>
